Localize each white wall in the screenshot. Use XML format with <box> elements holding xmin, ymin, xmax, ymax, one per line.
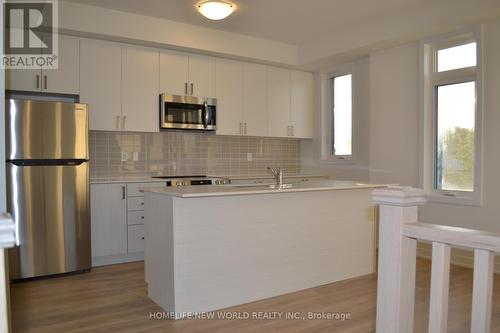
<box><xmin>366</xmin><ymin>20</ymin><xmax>500</xmax><ymax>270</ymax></box>
<box><xmin>300</xmin><ymin>58</ymin><xmax>370</xmax><ymax>181</ymax></box>
<box><xmin>368</xmin><ymin>43</ymin><xmax>420</xmax><ymax>187</ymax></box>
<box><xmin>1</xmin><ymin>5</ymin><xmax>5</xmax><ymax>212</ymax></box>
<box><xmin>299</xmin><ymin>0</ymin><xmax>500</xmax><ymax>67</ymax></box>
<box><xmin>367</xmin><ymin>21</ymin><xmax>500</xmax><ymax>232</ymax></box>
<box><xmin>59</xmin><ymin>1</ymin><xmax>298</xmax><ymax>66</ymax></box>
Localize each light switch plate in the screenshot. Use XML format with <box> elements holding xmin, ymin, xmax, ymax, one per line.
<box><xmin>247</xmin><ymin>153</ymin><xmax>253</xmax><ymax>162</ymax></box>
<box><xmin>121</xmin><ymin>152</ymin><xmax>129</xmax><ymax>162</ymax></box>
<box><xmin>132</xmin><ymin>152</ymin><xmax>139</xmax><ymax>161</ymax></box>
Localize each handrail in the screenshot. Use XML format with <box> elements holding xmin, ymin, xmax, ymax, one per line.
<box><xmin>372</xmin><ymin>187</ymin><xmax>499</xmax><ymax>333</ymax></box>
<box><xmin>404</xmin><ymin>222</ymin><xmax>500</xmax><ymax>253</ymax></box>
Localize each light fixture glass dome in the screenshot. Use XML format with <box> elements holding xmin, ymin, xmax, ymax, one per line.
<box><xmin>197</xmin><ymin>1</ymin><xmax>234</xmax><ymax>20</ymax></box>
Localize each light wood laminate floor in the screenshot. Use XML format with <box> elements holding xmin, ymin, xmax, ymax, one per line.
<box><xmin>10</xmin><ymin>259</ymin><xmax>500</xmax><ymax>333</ymax></box>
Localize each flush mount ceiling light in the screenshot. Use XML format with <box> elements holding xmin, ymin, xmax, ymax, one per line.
<box><xmin>197</xmin><ymin>1</ymin><xmax>234</xmax><ymax>20</ymax></box>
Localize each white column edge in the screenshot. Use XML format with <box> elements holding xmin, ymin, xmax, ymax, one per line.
<box><xmin>372</xmin><ymin>186</ymin><xmax>427</xmax><ymax>207</ymax></box>
<box><xmin>0</xmin><ymin>213</ymin><xmax>16</xmax><ymax>249</ymax></box>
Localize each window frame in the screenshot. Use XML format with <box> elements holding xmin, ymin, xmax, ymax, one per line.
<box><xmin>419</xmin><ymin>27</ymin><xmax>483</xmax><ymax>205</ymax></box>
<box><xmin>320</xmin><ymin>65</ymin><xmax>355</xmax><ymax>163</ymax></box>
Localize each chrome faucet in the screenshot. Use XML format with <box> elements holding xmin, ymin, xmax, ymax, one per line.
<box><xmin>267</xmin><ymin>166</ymin><xmax>283</xmax><ymax>187</ymax></box>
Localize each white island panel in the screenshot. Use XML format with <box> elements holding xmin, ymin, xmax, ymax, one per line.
<box><xmin>145</xmin><ymin>187</ymin><xmax>378</xmax><ymax>316</ymax></box>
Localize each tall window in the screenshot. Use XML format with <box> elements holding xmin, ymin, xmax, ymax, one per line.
<box><xmin>422</xmin><ymin>30</ymin><xmax>482</xmax><ymax>204</ymax></box>
<box><xmin>330</xmin><ymin>74</ymin><xmax>352</xmax><ymax>159</ymax></box>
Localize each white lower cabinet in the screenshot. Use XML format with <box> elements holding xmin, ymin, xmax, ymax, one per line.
<box><xmin>90</xmin><ymin>183</ymin><xmax>127</xmax><ymax>259</ymax></box>
<box><xmin>90</xmin><ymin>181</ymin><xmax>163</xmax><ymax>266</ymax></box>
<box><xmin>128</xmin><ymin>225</ymin><xmax>145</xmax><ymax>253</ymax></box>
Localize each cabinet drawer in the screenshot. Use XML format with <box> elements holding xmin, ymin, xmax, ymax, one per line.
<box><xmin>128</xmin><ymin>225</ymin><xmax>144</xmax><ymax>253</ymax></box>
<box><xmin>127</xmin><ymin>182</ymin><xmax>165</xmax><ymax>197</ymax></box>
<box><xmin>127</xmin><ymin>197</ymin><xmax>145</xmax><ymax>211</ymax></box>
<box><xmin>128</xmin><ymin>210</ymin><xmax>145</xmax><ymax>225</ymax></box>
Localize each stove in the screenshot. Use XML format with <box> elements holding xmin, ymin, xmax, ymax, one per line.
<box><xmin>151</xmin><ymin>175</ymin><xmax>230</xmax><ymax>187</ymax></box>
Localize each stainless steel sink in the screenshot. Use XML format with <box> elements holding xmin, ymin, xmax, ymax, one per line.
<box><xmin>231</xmin><ymin>183</ymin><xmax>294</xmax><ymax>190</ymax></box>
<box><xmin>267</xmin><ymin>183</ymin><xmax>293</xmax><ymax>189</ymax></box>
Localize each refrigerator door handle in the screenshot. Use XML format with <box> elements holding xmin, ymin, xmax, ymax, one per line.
<box><xmin>8</xmin><ymin>159</ymin><xmax>87</xmax><ymax>167</ymax></box>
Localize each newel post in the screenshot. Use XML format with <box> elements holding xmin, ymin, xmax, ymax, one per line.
<box><xmin>372</xmin><ymin>187</ymin><xmax>427</xmax><ymax>333</ymax></box>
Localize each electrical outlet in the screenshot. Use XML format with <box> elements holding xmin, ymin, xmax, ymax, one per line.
<box><xmin>121</xmin><ymin>152</ymin><xmax>129</xmax><ymax>162</ymax></box>
<box><xmin>247</xmin><ymin>152</ymin><xmax>253</xmax><ymax>162</ymax></box>
<box><xmin>132</xmin><ymin>152</ymin><xmax>139</xmax><ymax>161</ymax></box>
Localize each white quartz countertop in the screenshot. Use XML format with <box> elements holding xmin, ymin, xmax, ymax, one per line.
<box><xmin>142</xmin><ymin>180</ymin><xmax>389</xmax><ymax>198</ymax></box>
<box><xmin>90</xmin><ymin>174</ymin><xmax>329</xmax><ymax>184</ymax></box>
<box><xmin>90</xmin><ymin>177</ymin><xmax>168</xmax><ymax>184</ymax></box>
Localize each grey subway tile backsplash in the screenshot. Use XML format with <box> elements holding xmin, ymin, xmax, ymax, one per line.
<box><xmin>89</xmin><ymin>131</ymin><xmax>300</xmax><ymax>179</ymax></box>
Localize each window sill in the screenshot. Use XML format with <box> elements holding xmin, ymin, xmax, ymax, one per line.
<box><xmin>319</xmin><ymin>157</ymin><xmax>356</xmax><ymax>165</ymax></box>
<box><xmin>425</xmin><ymin>191</ymin><xmax>482</xmax><ymax>207</ymax></box>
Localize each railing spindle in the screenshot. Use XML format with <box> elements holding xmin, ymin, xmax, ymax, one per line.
<box><xmin>428</xmin><ymin>242</ymin><xmax>451</xmax><ymax>333</ymax></box>
<box><xmin>471</xmin><ymin>249</ymin><xmax>494</xmax><ymax>333</ymax></box>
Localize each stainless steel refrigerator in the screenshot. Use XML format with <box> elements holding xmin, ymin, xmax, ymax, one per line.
<box><xmin>5</xmin><ymin>99</ymin><xmax>91</xmax><ymax>279</ymax></box>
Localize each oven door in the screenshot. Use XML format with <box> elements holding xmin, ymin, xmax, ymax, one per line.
<box><xmin>160</xmin><ymin>94</ymin><xmax>216</xmax><ymax>131</ymax></box>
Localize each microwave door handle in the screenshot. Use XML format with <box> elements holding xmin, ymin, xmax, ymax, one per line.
<box><xmin>160</xmin><ymin>95</ymin><xmax>166</xmax><ymax>127</ymax></box>
<box><xmin>203</xmin><ymin>102</ymin><xmax>209</xmax><ymax>128</ymax></box>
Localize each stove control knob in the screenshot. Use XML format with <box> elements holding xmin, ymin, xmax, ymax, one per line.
<box><xmin>176</xmin><ymin>181</ymin><xmax>181</xmax><ymax>186</ymax></box>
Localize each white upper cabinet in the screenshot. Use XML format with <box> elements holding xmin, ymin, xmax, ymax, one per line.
<box><xmin>160</xmin><ymin>51</ymin><xmax>215</xmax><ymax>97</ymax></box>
<box><xmin>5</xmin><ymin>67</ymin><xmax>42</xmax><ymax>92</ymax></box>
<box><xmin>188</xmin><ymin>55</ymin><xmax>216</xmax><ymax>97</ymax></box>
<box><xmin>216</xmin><ymin>59</ymin><xmax>243</xmax><ymax>136</ymax></box>
<box><xmin>267</xmin><ymin>67</ymin><xmax>291</xmax><ymax>138</ymax></box>
<box><xmin>243</xmin><ymin>63</ymin><xmax>268</xmax><ymax>137</ymax></box>
<box><xmin>42</xmin><ymin>35</ymin><xmax>80</xmax><ymax>94</ymax></box>
<box><xmin>290</xmin><ymin>70</ymin><xmax>314</xmax><ymax>139</ymax></box>
<box><xmin>159</xmin><ymin>50</ymin><xmax>189</xmax><ymax>96</ymax></box>
<box><xmin>6</xmin><ymin>34</ymin><xmax>79</xmax><ymax>94</ymax></box>
<box><xmin>80</xmin><ymin>39</ymin><xmax>122</xmax><ymax>131</ymax></box>
<box><xmin>121</xmin><ymin>45</ymin><xmax>159</xmax><ymax>133</ymax></box>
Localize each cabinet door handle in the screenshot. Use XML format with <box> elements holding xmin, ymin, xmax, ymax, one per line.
<box><xmin>141</xmin><ymin>237</ymin><xmax>145</xmax><ymax>240</ymax></box>
<box><xmin>190</xmin><ymin>83</ymin><xmax>194</xmax><ymax>95</ymax></box>
<box><xmin>184</xmin><ymin>82</ymin><xmax>188</xmax><ymax>95</ymax></box>
<box><xmin>291</xmin><ymin>125</ymin><xmax>294</xmax><ymax>137</ymax></box>
<box><xmin>36</xmin><ymin>75</ymin><xmax>40</xmax><ymax>89</ymax></box>
<box><xmin>116</xmin><ymin>116</ymin><xmax>121</xmax><ymax>129</ymax></box>
<box><xmin>239</xmin><ymin>123</ymin><xmax>242</xmax><ymax>135</ymax></box>
<box><xmin>122</xmin><ymin>115</ymin><xmax>127</xmax><ymax>129</ymax></box>
<box><xmin>122</xmin><ymin>186</ymin><xmax>126</xmax><ymax>200</ymax></box>
<box><xmin>43</xmin><ymin>75</ymin><xmax>47</xmax><ymax>90</ymax></box>
<box><xmin>244</xmin><ymin>123</ymin><xmax>247</xmax><ymax>135</ymax></box>
<box><xmin>286</xmin><ymin>126</ymin><xmax>290</xmax><ymax>136</ymax></box>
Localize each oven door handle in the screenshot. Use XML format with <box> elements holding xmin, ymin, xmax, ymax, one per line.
<box><xmin>202</xmin><ymin>101</ymin><xmax>209</xmax><ymax>129</ymax></box>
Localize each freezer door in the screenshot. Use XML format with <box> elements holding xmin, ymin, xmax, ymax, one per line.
<box><xmin>6</xmin><ymin>99</ymin><xmax>88</xmax><ymax>160</ymax></box>
<box><xmin>7</xmin><ymin>162</ymin><xmax>91</xmax><ymax>279</ymax></box>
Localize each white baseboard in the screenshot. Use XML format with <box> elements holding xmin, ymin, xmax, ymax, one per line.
<box><xmin>92</xmin><ymin>252</ymin><xmax>144</xmax><ymax>267</ymax></box>
<box><xmin>417</xmin><ymin>243</ymin><xmax>500</xmax><ymax>274</ymax></box>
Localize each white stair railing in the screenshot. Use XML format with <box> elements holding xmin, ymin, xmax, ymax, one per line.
<box><xmin>0</xmin><ymin>213</ymin><xmax>15</xmax><ymax>333</ymax></box>
<box><xmin>372</xmin><ymin>187</ymin><xmax>500</xmax><ymax>333</ymax></box>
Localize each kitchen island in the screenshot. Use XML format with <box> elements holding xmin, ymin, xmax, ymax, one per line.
<box><xmin>143</xmin><ymin>180</ymin><xmax>386</xmax><ymax>318</ymax></box>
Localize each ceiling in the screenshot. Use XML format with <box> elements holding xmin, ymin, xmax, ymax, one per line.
<box><xmin>63</xmin><ymin>0</ymin><xmax>427</xmax><ymax>45</ymax></box>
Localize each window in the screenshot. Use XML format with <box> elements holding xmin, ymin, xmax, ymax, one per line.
<box><xmin>437</xmin><ymin>42</ymin><xmax>477</xmax><ymax>72</ymax></box>
<box><xmin>421</xmin><ymin>28</ymin><xmax>482</xmax><ymax>205</ymax></box>
<box><xmin>330</xmin><ymin>74</ymin><xmax>352</xmax><ymax>159</ymax></box>
<box><xmin>436</xmin><ymin>81</ymin><xmax>476</xmax><ymax>192</ymax></box>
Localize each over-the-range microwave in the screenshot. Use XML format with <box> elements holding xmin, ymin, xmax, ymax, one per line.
<box><xmin>160</xmin><ymin>93</ymin><xmax>217</xmax><ymax>131</ymax></box>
